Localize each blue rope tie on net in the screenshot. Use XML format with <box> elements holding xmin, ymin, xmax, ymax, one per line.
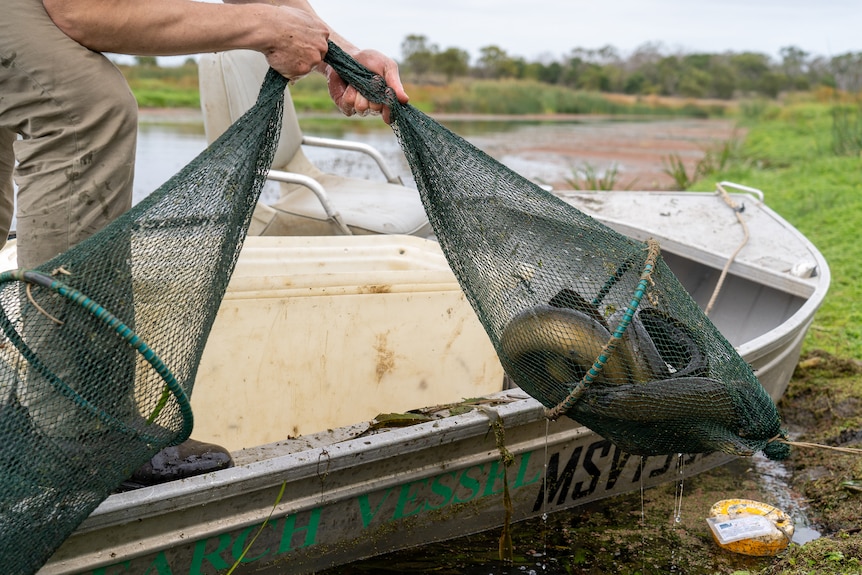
<box><xmin>546</xmin><ymin>239</ymin><xmax>660</xmax><ymax>421</ymax></box>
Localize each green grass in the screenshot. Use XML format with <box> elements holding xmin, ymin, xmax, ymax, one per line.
<box><xmin>691</xmin><ymin>102</ymin><xmax>862</xmax><ymax>358</ymax></box>
<box><xmin>120</xmin><ymin>63</ymin><xmax>201</xmax><ymax>108</ymax></box>
<box><xmin>132</xmin><ymin>88</ymin><xmax>200</xmax><ymax>108</ymax></box>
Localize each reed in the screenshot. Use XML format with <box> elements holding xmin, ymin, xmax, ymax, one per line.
<box><xmin>564</xmin><ymin>162</ymin><xmax>629</xmax><ymax>191</ymax></box>
<box><xmin>831</xmin><ymin>103</ymin><xmax>862</xmax><ymax>156</ymax></box>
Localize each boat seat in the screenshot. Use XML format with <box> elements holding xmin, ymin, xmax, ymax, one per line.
<box><xmin>198</xmin><ymin>49</ymin><xmax>431</xmax><ymax>237</ymax></box>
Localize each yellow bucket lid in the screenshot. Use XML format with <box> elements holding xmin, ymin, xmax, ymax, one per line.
<box><xmin>706</xmin><ymin>499</ymin><xmax>794</xmax><ymax>556</ymax></box>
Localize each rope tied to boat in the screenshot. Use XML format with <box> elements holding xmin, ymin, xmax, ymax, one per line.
<box><xmin>704</xmin><ymin>182</ymin><xmax>751</xmax><ymax>317</ymax></box>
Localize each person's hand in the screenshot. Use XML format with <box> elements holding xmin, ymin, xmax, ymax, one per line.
<box><xmin>263</xmin><ymin>6</ymin><xmax>330</xmax><ymax>81</ymax></box>
<box><xmin>324</xmin><ymin>49</ymin><xmax>409</xmax><ymax>124</ymax></box>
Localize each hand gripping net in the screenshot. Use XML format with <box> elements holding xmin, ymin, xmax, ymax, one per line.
<box><xmin>323</xmin><ymin>43</ymin><xmax>789</xmax><ymax>462</ymax></box>
<box><xmin>0</xmin><ymin>70</ymin><xmax>287</xmax><ymax>573</ymax></box>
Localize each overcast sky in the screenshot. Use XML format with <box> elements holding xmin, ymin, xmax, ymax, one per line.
<box><xmin>312</xmin><ymin>0</ymin><xmax>860</xmax><ymax>63</ymax></box>
<box><xmin>154</xmin><ymin>1</ymin><xmax>861</xmax><ymax>67</ymax></box>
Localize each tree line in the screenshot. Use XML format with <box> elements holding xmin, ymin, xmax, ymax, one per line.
<box><xmin>400</xmin><ymin>35</ymin><xmax>862</xmax><ymax>99</ymax></box>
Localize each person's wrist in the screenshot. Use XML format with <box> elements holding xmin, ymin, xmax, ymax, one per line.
<box><xmin>249</xmin><ymin>4</ymin><xmax>287</xmax><ymax>54</ymax></box>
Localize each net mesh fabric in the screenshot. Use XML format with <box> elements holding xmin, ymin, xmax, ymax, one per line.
<box><xmin>323</xmin><ymin>43</ymin><xmax>788</xmax><ymax>461</ymax></box>
<box><xmin>0</xmin><ymin>69</ymin><xmax>287</xmax><ymax>573</ymax></box>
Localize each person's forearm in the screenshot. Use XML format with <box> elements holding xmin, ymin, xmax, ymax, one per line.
<box><xmin>43</xmin><ymin>0</ymin><xmax>282</xmax><ymax>56</ymax></box>
<box><xmin>42</xmin><ymin>0</ymin><xmax>406</xmax><ymax>118</ymax></box>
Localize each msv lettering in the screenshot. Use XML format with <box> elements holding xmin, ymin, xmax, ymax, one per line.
<box><xmin>533</xmin><ymin>438</ymin><xmax>702</xmax><ymax>512</ymax></box>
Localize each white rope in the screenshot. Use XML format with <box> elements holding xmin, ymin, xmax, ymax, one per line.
<box><xmin>704</xmin><ymin>182</ymin><xmax>750</xmax><ymax>316</ymax></box>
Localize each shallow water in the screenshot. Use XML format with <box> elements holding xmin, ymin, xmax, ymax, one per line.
<box><xmin>131</xmin><ymin>113</ymin><xmax>738</xmax><ymax>203</ymax></box>
<box><xmin>750</xmin><ymin>453</ymin><xmax>822</xmax><ymax>545</ymax></box>
<box><xmin>134</xmin><ymin>122</ymin><xmax>211</xmax><ymax>205</ymax></box>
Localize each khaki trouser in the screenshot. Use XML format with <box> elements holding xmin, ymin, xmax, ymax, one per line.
<box><xmin>0</xmin><ymin>0</ymin><xmax>137</xmax><ymax>270</ymax></box>
<box><xmin>1</xmin><ymin>1</ymin><xmax>139</xmax><ymax>437</ymax></box>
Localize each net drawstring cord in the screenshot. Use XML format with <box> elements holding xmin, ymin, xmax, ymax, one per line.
<box><xmin>546</xmin><ymin>239</ymin><xmax>661</xmax><ymax>421</ymax></box>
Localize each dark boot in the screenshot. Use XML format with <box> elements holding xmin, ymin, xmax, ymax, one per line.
<box><xmin>123</xmin><ymin>438</ymin><xmax>233</xmax><ymax>489</ymax></box>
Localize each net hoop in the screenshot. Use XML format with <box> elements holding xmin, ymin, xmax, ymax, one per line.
<box><xmin>0</xmin><ymin>269</ymin><xmax>193</xmax><ymax>445</ymax></box>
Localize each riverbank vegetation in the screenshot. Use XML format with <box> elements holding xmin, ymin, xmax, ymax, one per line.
<box><xmin>120</xmin><ymin>56</ymin><xmax>200</xmax><ymax>108</ymax></box>
<box><xmin>400</xmin><ymin>37</ymin><xmax>862</xmax><ymax>100</ymax></box>
<box><xmin>120</xmin><ymin>58</ymin><xmax>734</xmax><ymax>117</ymax></box>
<box><xmin>119</xmin><ymin>38</ymin><xmax>862</xmax><ymax>116</ymax></box>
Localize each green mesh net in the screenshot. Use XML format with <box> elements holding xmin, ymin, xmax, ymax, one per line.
<box><xmin>324</xmin><ymin>43</ymin><xmax>789</xmax><ymax>461</ymax></box>
<box><xmin>0</xmin><ymin>69</ymin><xmax>287</xmax><ymax>573</ymax></box>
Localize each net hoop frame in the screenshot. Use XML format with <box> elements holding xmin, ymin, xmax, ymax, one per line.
<box><xmin>0</xmin><ymin>269</ymin><xmax>193</xmax><ymax>445</ymax></box>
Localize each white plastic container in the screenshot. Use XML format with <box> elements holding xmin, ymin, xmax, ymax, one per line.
<box><xmin>191</xmin><ymin>235</ymin><xmax>505</xmax><ymax>450</ymax></box>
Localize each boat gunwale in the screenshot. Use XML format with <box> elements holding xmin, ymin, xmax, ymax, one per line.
<box><xmin>73</xmin><ymin>390</ymin><xmax>556</xmax><ymax>532</ymax></box>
